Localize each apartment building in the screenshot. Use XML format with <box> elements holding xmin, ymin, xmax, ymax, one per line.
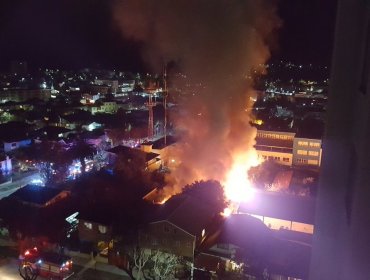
<box><xmin>255</xmin><ymin>129</ymin><xmax>322</xmax><ymax>169</ymax></box>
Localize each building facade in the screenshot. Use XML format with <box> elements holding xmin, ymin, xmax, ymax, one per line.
<box><xmin>255</xmin><ymin>130</ymin><xmax>295</xmax><ymax>166</ymax></box>
<box><xmin>0</xmin><ymin>89</ymin><xmax>51</xmax><ymax>103</ymax></box>
<box><xmin>256</xmin><ymin>129</ymin><xmax>322</xmax><ymax>169</ymax></box>
<box><xmin>293</xmin><ymin>137</ymin><xmax>322</xmax><ymax>168</ymax></box>
<box><xmin>139</xmin><ymin>221</ymin><xmax>196</xmax><ymax>260</ymax></box>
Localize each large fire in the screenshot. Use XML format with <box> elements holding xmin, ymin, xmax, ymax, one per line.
<box><xmin>144</xmin><ymin>148</ymin><xmax>263</xmax><ymax>213</ymax></box>
<box><xmin>223</xmin><ymin>151</ymin><xmax>261</xmax><ymax>203</ymax></box>
<box><xmin>221</xmin><ymin>150</ymin><xmax>262</xmax><ymax>217</ymax></box>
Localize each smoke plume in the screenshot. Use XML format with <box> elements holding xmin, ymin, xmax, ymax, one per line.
<box><xmin>112</xmin><ymin>0</ymin><xmax>280</xmax><ymax>195</ymax></box>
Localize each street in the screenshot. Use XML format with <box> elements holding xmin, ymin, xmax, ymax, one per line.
<box><xmin>0</xmin><ymin>171</ymin><xmax>40</xmax><ymax>200</ymax></box>
<box><xmin>0</xmin><ymin>247</ymin><xmax>131</xmax><ymax>280</ymax></box>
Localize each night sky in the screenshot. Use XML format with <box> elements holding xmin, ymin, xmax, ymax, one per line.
<box><xmin>0</xmin><ymin>0</ymin><xmax>337</xmax><ymax>72</ymax></box>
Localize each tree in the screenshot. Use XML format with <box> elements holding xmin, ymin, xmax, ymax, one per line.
<box><xmin>17</xmin><ymin>142</ymin><xmax>73</xmax><ymax>185</ymax></box>
<box><xmin>106</xmin><ymin>128</ymin><xmax>126</xmax><ymax>147</ymax></box>
<box><xmin>69</xmin><ymin>139</ymin><xmax>96</xmax><ymax>174</ymax></box>
<box><xmin>151</xmin><ymin>251</ymin><xmax>182</xmax><ymax>280</ymax></box>
<box><xmin>132</xmin><ymin>247</ymin><xmax>151</xmax><ymax>280</ymax></box>
<box><xmin>182</xmin><ymin>180</ymin><xmax>228</xmax><ymax>210</ymax></box>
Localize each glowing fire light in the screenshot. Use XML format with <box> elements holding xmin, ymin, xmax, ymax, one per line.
<box><xmin>223</xmin><ymin>152</ymin><xmax>261</xmax><ymax>203</ymax></box>
<box><xmin>157</xmin><ymin>197</ymin><xmax>170</xmax><ymax>205</ymax></box>
<box><xmin>222</xmin><ymin>207</ymin><xmax>232</xmax><ymax>217</ymax></box>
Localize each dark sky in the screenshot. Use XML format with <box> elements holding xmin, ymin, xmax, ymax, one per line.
<box><xmin>0</xmin><ymin>0</ymin><xmax>337</xmax><ymax>72</ymax></box>
<box><xmin>276</xmin><ymin>0</ymin><xmax>338</xmax><ymax>66</ymax></box>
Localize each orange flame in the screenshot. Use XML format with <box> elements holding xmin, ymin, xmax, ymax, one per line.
<box><xmin>222</xmin><ymin>151</ymin><xmax>262</xmax><ymax>206</ymax></box>
<box><xmin>157</xmin><ymin>197</ymin><xmax>170</xmax><ymax>205</ymax></box>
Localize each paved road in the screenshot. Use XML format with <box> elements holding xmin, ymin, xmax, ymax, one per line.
<box><xmin>0</xmin><ymin>245</ymin><xmax>130</xmax><ymax>280</ymax></box>
<box><xmin>0</xmin><ymin>172</ymin><xmax>40</xmax><ymax>200</ymax></box>
<box><xmin>0</xmin><ymin>257</ymin><xmax>131</xmax><ymax>280</ymax></box>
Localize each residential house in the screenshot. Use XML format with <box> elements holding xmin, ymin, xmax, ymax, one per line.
<box><xmin>33</xmin><ymin>126</ymin><xmax>74</xmax><ymax>141</ymax></box>
<box><xmin>0</xmin><ymin>121</ymin><xmax>32</xmax><ymax>152</ymax></box>
<box><xmin>106</xmin><ymin>145</ymin><xmax>161</xmax><ymax>171</ymax></box>
<box><xmin>3</xmin><ymin>137</ymin><xmax>31</xmax><ymax>152</ymax></box>
<box><xmin>140</xmin><ymin>136</ymin><xmax>178</xmax><ymax>168</ymax></box>
<box><xmin>0</xmin><ymin>155</ymin><xmax>12</xmax><ymax>174</ymax></box>
<box><xmin>77</xmin><ymin>211</ymin><xmax>113</xmax><ymax>257</ymax></box>
<box><xmin>139</xmin><ymin>194</ymin><xmax>222</xmax><ymax>261</ymax></box>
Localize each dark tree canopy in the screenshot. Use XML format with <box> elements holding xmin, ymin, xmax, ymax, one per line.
<box><xmin>182</xmin><ymin>180</ymin><xmax>227</xmax><ymax>209</ymax></box>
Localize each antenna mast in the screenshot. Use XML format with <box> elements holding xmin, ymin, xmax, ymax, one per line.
<box><xmin>146</xmin><ymin>88</ymin><xmax>154</xmax><ymax>140</ymax></box>
<box><xmin>163</xmin><ymin>65</ymin><xmax>168</xmax><ymax>146</ymax></box>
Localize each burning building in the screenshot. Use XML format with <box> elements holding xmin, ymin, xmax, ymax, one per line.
<box><xmin>113</xmin><ymin>0</ymin><xmax>281</xmax><ymax>206</ymax></box>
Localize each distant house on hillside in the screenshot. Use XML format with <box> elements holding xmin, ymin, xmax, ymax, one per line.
<box><xmin>33</xmin><ymin>126</ymin><xmax>74</xmax><ymax>141</ymax></box>
<box><xmin>3</xmin><ymin>137</ymin><xmax>32</xmax><ymax>153</ymax></box>
<box><xmin>0</xmin><ymin>121</ymin><xmax>32</xmax><ymax>152</ymax></box>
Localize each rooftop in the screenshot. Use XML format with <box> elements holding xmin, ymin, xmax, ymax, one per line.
<box><xmin>201</xmin><ymin>214</ymin><xmax>272</xmax><ymax>252</ymax></box>
<box><xmin>0</xmin><ymin>121</ymin><xmax>31</xmax><ymax>142</ymax></box>
<box><xmin>152</xmin><ymin>194</ymin><xmax>221</xmax><ymax>236</ymax></box>
<box><xmin>11</xmin><ymin>184</ymin><xmax>67</xmax><ymax>206</ymax></box>
<box><xmin>107</xmin><ymin>145</ymin><xmax>159</xmax><ymax>162</ymax></box>
<box><xmin>238</xmin><ymin>192</ymin><xmax>316</xmax><ymax>225</ymax></box>
<box><xmin>255</xmin><ymin>138</ymin><xmax>294</xmax><ymax>148</ymax></box>
<box><xmin>150</xmin><ymin>135</ymin><xmax>177</xmax><ymax>149</ymax></box>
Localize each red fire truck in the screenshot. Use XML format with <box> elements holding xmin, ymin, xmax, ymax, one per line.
<box><xmin>19</xmin><ymin>247</ymin><xmax>74</xmax><ymax>280</ymax></box>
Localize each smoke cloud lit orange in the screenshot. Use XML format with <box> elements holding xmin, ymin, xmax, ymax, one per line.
<box><xmin>112</xmin><ymin>0</ymin><xmax>281</xmax><ymax>203</ymax></box>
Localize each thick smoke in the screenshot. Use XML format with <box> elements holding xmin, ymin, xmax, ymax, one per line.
<box><xmin>112</xmin><ymin>0</ymin><xmax>280</xmax><ymax>195</ymax></box>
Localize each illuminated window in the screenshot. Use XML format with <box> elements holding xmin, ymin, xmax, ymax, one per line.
<box><xmin>297</xmin><ymin>150</ymin><xmax>308</xmax><ymax>155</ymax></box>
<box><xmin>98</xmin><ymin>225</ymin><xmax>107</xmax><ymax>234</ymax></box>
<box><xmin>283</xmin><ymin>157</ymin><xmax>290</xmax><ymax>162</ymax></box>
<box><xmin>308</xmin><ymin>159</ymin><xmax>319</xmax><ymax>165</ymax></box>
<box><xmin>297</xmin><ymin>158</ymin><xmax>308</xmax><ymax>164</ymax></box>
<box><xmin>298</xmin><ymin>141</ymin><xmax>309</xmax><ymax>146</ymax></box>
<box><xmin>84</xmin><ymin>222</ymin><xmax>92</xmax><ymax>230</ymax></box>
<box><xmin>309</xmin><ymin>142</ymin><xmax>320</xmax><ymax>148</ymax></box>
<box><xmin>308</xmin><ymin>151</ymin><xmax>319</xmax><ymax>156</ymax></box>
